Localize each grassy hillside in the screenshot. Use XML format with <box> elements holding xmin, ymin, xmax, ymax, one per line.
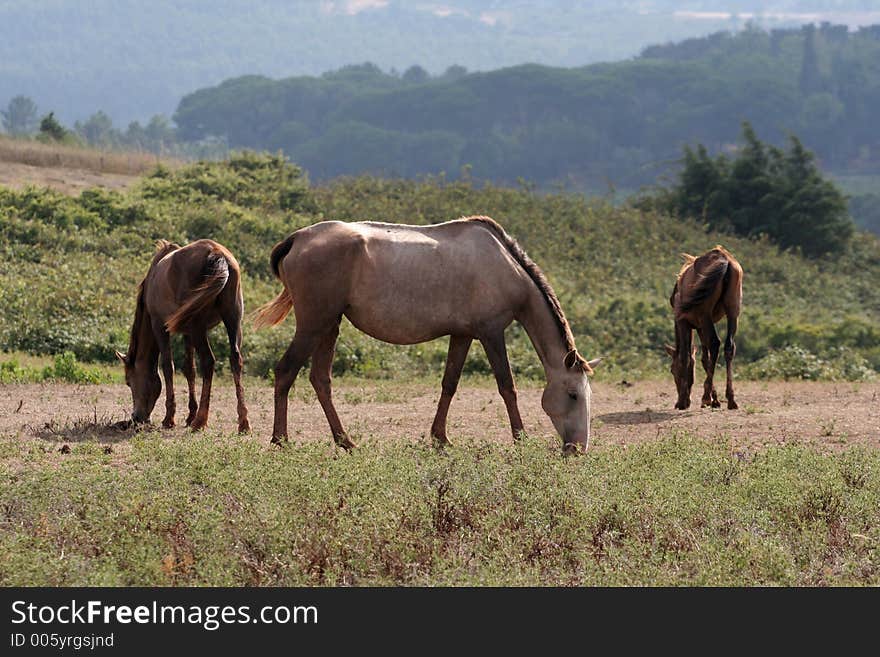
<box><xmin>1</xmin><ymin>153</ymin><xmax>878</xmax><ymax>382</ymax></box>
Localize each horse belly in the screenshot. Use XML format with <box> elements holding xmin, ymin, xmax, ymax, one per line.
<box><xmin>344</xmin><ymin>297</ymin><xmax>478</xmax><ymax>345</ymax></box>
<box><xmin>344</xmin><ymin>273</ymin><xmax>514</xmax><ymax>344</ymax></box>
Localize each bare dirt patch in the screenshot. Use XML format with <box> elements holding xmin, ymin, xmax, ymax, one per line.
<box><xmin>0</xmin><ymin>160</ymin><xmax>139</xmax><ymax>194</ymax></box>
<box><xmin>1</xmin><ymin>379</ymin><xmax>877</xmax><ymax>452</ymax></box>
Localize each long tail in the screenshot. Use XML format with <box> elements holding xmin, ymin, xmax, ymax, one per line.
<box><xmin>165</xmin><ymin>253</ymin><xmax>230</xmax><ymax>334</ymax></box>
<box><xmin>252</xmin><ymin>233</ymin><xmax>296</xmax><ymax>329</ymax></box>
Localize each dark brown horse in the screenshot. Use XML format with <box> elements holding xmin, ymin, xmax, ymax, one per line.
<box><xmin>116</xmin><ymin>239</ymin><xmax>250</xmax><ymax>432</ymax></box>
<box><xmin>254</xmin><ymin>217</ymin><xmax>601</xmax><ymax>454</ymax></box>
<box><xmin>665</xmin><ymin>245</ymin><xmax>742</xmax><ymax>410</ymax></box>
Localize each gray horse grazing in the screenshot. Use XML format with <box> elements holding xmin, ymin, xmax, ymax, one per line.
<box><xmin>117</xmin><ymin>239</ymin><xmax>250</xmax><ymax>433</ymax></box>
<box><xmin>255</xmin><ymin>216</ymin><xmax>600</xmax><ymax>454</ymax></box>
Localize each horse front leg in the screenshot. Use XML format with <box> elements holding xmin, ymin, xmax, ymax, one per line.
<box><xmin>308</xmin><ymin>323</ymin><xmax>355</xmax><ymax>450</ymax></box>
<box><xmin>725</xmin><ymin>316</ymin><xmax>739</xmax><ymax>410</ymax></box>
<box><xmin>182</xmin><ymin>335</ymin><xmax>198</xmax><ymax>426</ymax></box>
<box><xmin>698</xmin><ymin>322</ymin><xmax>721</xmax><ymax>408</ymax></box>
<box><xmin>430</xmin><ymin>335</ymin><xmax>473</xmax><ymax>448</ymax></box>
<box><xmin>222</xmin><ymin>312</ymin><xmax>250</xmax><ymax>433</ymax></box>
<box><xmin>479</xmin><ymin>331</ymin><xmax>525</xmax><ymax>442</ymax></box>
<box><xmin>190</xmin><ymin>329</ymin><xmax>215</xmax><ymax>431</ymax></box>
<box><xmin>152</xmin><ymin>319</ymin><xmax>176</xmax><ymax>428</ymax></box>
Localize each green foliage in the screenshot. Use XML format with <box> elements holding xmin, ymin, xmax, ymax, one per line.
<box><xmin>1</xmin><ymin>434</ymin><xmax>878</xmax><ymax>585</ymax></box>
<box><xmin>0</xmin><ymin>358</ymin><xmax>41</xmax><ymax>383</ymax></box>
<box><xmin>640</xmin><ymin>122</ymin><xmax>854</xmax><ymax>257</ymax></box>
<box><xmin>37</xmin><ymin>112</ymin><xmax>69</xmax><ymax>142</ymax></box>
<box><xmin>1</xmin><ymin>154</ymin><xmax>878</xmax><ymax>381</ymax></box>
<box><xmin>1</xmin><ymin>95</ymin><xmax>38</xmax><ymax>136</ymax></box>
<box><xmin>0</xmin><ymin>352</ymin><xmax>109</xmax><ymax>384</ymax></box>
<box><xmin>41</xmin><ymin>351</ymin><xmax>109</xmax><ymax>384</ymax></box>
<box><xmin>740</xmin><ymin>346</ymin><xmax>876</xmax><ymax>382</ymax></box>
<box><xmin>168</xmin><ymin>23</ymin><xmax>880</xmax><ymax>190</ymax></box>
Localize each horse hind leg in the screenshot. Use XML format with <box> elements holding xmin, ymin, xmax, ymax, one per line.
<box><xmin>189</xmin><ymin>328</ymin><xmax>215</xmax><ymax>431</ymax></box>
<box><xmin>222</xmin><ymin>306</ymin><xmax>250</xmax><ymax>433</ymax></box>
<box><xmin>272</xmin><ymin>328</ymin><xmax>321</xmax><ymax>445</ymax></box>
<box><xmin>308</xmin><ymin>323</ymin><xmax>355</xmax><ymax>450</ymax></box>
<box><xmin>698</xmin><ymin>322</ymin><xmax>721</xmax><ymax>408</ymax></box>
<box><xmin>430</xmin><ymin>335</ymin><xmax>473</xmax><ymax>448</ymax></box>
<box><xmin>724</xmin><ymin>316</ymin><xmax>739</xmax><ymax>410</ymax></box>
<box><xmin>182</xmin><ymin>336</ymin><xmax>198</xmax><ymax>426</ymax></box>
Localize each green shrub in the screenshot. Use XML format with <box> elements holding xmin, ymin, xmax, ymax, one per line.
<box><xmin>41</xmin><ymin>352</ymin><xmax>109</xmax><ymax>384</ymax></box>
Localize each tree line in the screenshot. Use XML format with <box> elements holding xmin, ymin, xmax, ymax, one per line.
<box><xmin>170</xmin><ymin>23</ymin><xmax>880</xmax><ymax>193</ymax></box>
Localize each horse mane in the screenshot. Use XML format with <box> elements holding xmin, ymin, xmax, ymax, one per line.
<box><xmin>463</xmin><ymin>216</ymin><xmax>590</xmax><ymax>372</ymax></box>
<box><xmin>126</xmin><ymin>240</ymin><xmax>180</xmax><ymax>360</ymax></box>
<box><xmin>676</xmin><ymin>246</ymin><xmax>730</xmax><ymax>313</ymax></box>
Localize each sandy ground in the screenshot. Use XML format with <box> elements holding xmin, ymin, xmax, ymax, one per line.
<box><xmin>0</xmin><ymin>161</ymin><xmax>138</xmax><ymax>194</ymax></box>
<box><xmin>1</xmin><ymin>379</ymin><xmax>878</xmax><ymax>453</ymax></box>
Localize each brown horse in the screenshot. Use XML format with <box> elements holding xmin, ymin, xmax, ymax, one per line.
<box><xmin>116</xmin><ymin>239</ymin><xmax>250</xmax><ymax>432</ymax></box>
<box><xmin>254</xmin><ymin>217</ymin><xmax>601</xmax><ymax>454</ymax></box>
<box><xmin>665</xmin><ymin>245</ymin><xmax>742</xmax><ymax>411</ymax></box>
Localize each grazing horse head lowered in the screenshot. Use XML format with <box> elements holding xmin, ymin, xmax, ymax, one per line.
<box><xmin>666</xmin><ymin>245</ymin><xmax>743</xmax><ymax>411</ymax></box>
<box><xmin>254</xmin><ymin>216</ymin><xmax>601</xmax><ymax>454</ymax></box>
<box><xmin>117</xmin><ymin>239</ymin><xmax>250</xmax><ymax>432</ymax></box>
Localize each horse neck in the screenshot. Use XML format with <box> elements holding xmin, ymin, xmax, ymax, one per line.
<box><xmin>129</xmin><ymin>297</ymin><xmax>158</xmax><ymax>367</ymax></box>
<box><xmin>515</xmin><ymin>286</ymin><xmax>571</xmax><ymax>380</ymax></box>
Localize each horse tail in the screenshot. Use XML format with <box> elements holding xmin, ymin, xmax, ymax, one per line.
<box><xmin>165</xmin><ymin>251</ymin><xmax>230</xmax><ymax>334</ymax></box>
<box><xmin>269</xmin><ymin>233</ymin><xmax>296</xmax><ymax>279</ymax></box>
<box><xmin>253</xmin><ymin>233</ymin><xmax>296</xmax><ymax>329</ymax></box>
<box><xmin>252</xmin><ymin>288</ymin><xmax>293</xmax><ymax>329</ymax></box>
<box><xmin>679</xmin><ymin>253</ymin><xmax>729</xmax><ymax>313</ymax></box>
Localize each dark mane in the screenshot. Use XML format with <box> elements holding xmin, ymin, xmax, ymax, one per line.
<box><xmin>126</xmin><ymin>240</ymin><xmax>180</xmax><ymax>359</ymax></box>
<box><xmin>464</xmin><ymin>216</ymin><xmax>585</xmax><ymax>367</ymax></box>
<box><xmin>677</xmin><ymin>248</ymin><xmax>729</xmax><ymax>313</ymax></box>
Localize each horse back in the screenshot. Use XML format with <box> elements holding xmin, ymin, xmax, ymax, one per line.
<box><xmin>277</xmin><ymin>220</ymin><xmax>532</xmax><ymax>341</ymax></box>
<box><xmin>674</xmin><ymin>246</ymin><xmax>742</xmax><ymax>324</ymax></box>
<box><xmin>144</xmin><ymin>239</ymin><xmax>239</xmax><ymax>326</ymax></box>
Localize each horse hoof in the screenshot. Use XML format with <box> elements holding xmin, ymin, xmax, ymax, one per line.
<box><xmin>711</xmin><ymin>400</ymin><xmax>721</xmax><ymax>409</ymax></box>
<box><xmin>431</xmin><ymin>434</ymin><xmax>452</xmax><ymax>450</ymax></box>
<box><xmin>189</xmin><ymin>419</ymin><xmax>207</xmax><ymax>431</ymax></box>
<box><xmin>728</xmin><ymin>401</ymin><xmax>739</xmax><ymax>410</ymax></box>
<box><xmin>162</xmin><ymin>418</ymin><xmax>175</xmax><ymax>429</ymax></box>
<box><xmin>561</xmin><ymin>443</ymin><xmax>581</xmax><ymax>457</ymax></box>
<box><xmin>334</xmin><ymin>435</ymin><xmax>357</xmax><ymax>451</ymax></box>
<box><xmin>270</xmin><ymin>435</ymin><xmax>287</xmax><ymax>448</ymax></box>
<box><xmin>238</xmin><ymin>420</ymin><xmax>251</xmax><ymax>434</ymax></box>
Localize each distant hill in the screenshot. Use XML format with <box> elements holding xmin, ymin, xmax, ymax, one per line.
<box><xmin>172</xmin><ymin>24</ymin><xmax>880</xmax><ymax>194</ymax></box>
<box><xmin>3</xmin><ymin>0</ymin><xmax>880</xmax><ymax>124</ymax></box>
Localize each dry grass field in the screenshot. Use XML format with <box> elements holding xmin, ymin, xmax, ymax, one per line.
<box><xmin>0</xmin><ymin>135</ymin><xmax>178</xmax><ymax>194</ymax></box>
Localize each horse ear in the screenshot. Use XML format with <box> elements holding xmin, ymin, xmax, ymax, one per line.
<box><xmin>586</xmin><ymin>357</ymin><xmax>602</xmax><ymax>370</ymax></box>
<box><xmin>664</xmin><ymin>344</ymin><xmax>676</xmax><ymax>357</ymax></box>
<box><xmin>115</xmin><ymin>350</ymin><xmax>127</xmax><ymax>364</ymax></box>
<box><xmin>563</xmin><ymin>349</ymin><xmax>579</xmax><ymax>369</ymax></box>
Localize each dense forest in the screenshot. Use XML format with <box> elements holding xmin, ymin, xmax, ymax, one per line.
<box><xmin>172</xmin><ymin>23</ymin><xmax>880</xmax><ymax>195</ymax></box>
<box><xmin>1</xmin><ymin>0</ymin><xmax>798</xmax><ymax>124</ymax></box>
